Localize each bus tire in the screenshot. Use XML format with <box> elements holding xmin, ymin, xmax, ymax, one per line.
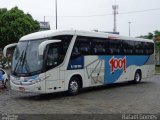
<box><xmin>133</xmin><ymin>70</ymin><xmax>141</xmax><ymax>83</ymax></box>
<box><xmin>68</xmin><ymin>77</ymin><xmax>80</xmax><ymax>96</ymax></box>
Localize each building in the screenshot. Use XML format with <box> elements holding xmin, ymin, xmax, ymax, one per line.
<box><xmin>39</xmin><ymin>21</ymin><xmax>50</xmax><ymax>31</ymax></box>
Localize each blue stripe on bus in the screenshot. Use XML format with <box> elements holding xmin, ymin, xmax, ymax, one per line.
<box><xmin>99</xmin><ymin>55</ymin><xmax>150</xmax><ymax>84</ymax></box>
<box><xmin>67</xmin><ymin>55</ymin><xmax>149</xmax><ymax>84</ymax></box>
<box><xmin>67</xmin><ymin>56</ymin><xmax>84</xmax><ymax>70</ymax></box>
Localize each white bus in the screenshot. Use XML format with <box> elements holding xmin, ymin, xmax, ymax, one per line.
<box><xmin>3</xmin><ymin>30</ymin><xmax>155</xmax><ymax>95</ymax></box>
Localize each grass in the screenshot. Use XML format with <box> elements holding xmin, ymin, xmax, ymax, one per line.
<box><xmin>156</xmin><ymin>65</ymin><xmax>160</xmax><ymax>73</ymax></box>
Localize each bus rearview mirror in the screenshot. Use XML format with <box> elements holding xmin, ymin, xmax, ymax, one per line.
<box><xmin>3</xmin><ymin>43</ymin><xmax>17</xmax><ymax>57</ymax></box>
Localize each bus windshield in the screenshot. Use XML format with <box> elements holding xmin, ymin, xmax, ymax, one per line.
<box><xmin>11</xmin><ymin>39</ymin><xmax>46</xmax><ymax>76</ymax></box>
<box><xmin>11</xmin><ymin>35</ymin><xmax>73</xmax><ymax>76</ymax></box>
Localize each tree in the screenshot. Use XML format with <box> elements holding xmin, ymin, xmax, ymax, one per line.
<box><xmin>138</xmin><ymin>32</ymin><xmax>153</xmax><ymax>39</ymax></box>
<box><xmin>138</xmin><ymin>30</ymin><xmax>160</xmax><ymax>46</ymax></box>
<box><xmin>0</xmin><ymin>7</ymin><xmax>40</xmax><ymax>48</ymax></box>
<box><xmin>139</xmin><ymin>30</ymin><xmax>160</xmax><ymax>64</ymax></box>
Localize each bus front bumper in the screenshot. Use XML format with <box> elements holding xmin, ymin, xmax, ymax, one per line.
<box><xmin>10</xmin><ymin>80</ymin><xmax>46</xmax><ymax>93</ymax></box>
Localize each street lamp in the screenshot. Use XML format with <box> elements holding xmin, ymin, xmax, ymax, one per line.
<box><xmin>128</xmin><ymin>22</ymin><xmax>132</xmax><ymax>36</ymax></box>
<box><xmin>55</xmin><ymin>0</ymin><xmax>57</xmax><ymax>29</ymax></box>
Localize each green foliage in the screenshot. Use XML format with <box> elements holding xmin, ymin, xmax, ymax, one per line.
<box><xmin>0</xmin><ymin>56</ymin><xmax>12</xmax><ymax>68</ymax></box>
<box><xmin>156</xmin><ymin>65</ymin><xmax>160</xmax><ymax>73</ymax></box>
<box><xmin>0</xmin><ymin>7</ymin><xmax>40</xmax><ymax>48</ymax></box>
<box><xmin>139</xmin><ymin>33</ymin><xmax>151</xmax><ymax>39</ymax></box>
<box><xmin>147</xmin><ymin>32</ymin><xmax>154</xmax><ymax>39</ymax></box>
<box><xmin>154</xmin><ymin>30</ymin><xmax>160</xmax><ymax>37</ymax></box>
<box><xmin>153</xmin><ymin>31</ymin><xmax>160</xmax><ymax>48</ymax></box>
<box><xmin>139</xmin><ymin>30</ymin><xmax>160</xmax><ymax>48</ymax></box>
<box><xmin>138</xmin><ymin>32</ymin><xmax>154</xmax><ymax>39</ymax></box>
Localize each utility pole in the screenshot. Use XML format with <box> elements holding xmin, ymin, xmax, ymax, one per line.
<box><xmin>128</xmin><ymin>22</ymin><xmax>132</xmax><ymax>36</ymax></box>
<box><xmin>55</xmin><ymin>0</ymin><xmax>57</xmax><ymax>29</ymax></box>
<box><xmin>112</xmin><ymin>5</ymin><xmax>118</xmax><ymax>32</ymax></box>
<box><xmin>44</xmin><ymin>16</ymin><xmax>45</xmax><ymax>23</ymax></box>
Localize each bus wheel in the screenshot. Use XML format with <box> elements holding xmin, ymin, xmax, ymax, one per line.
<box><xmin>68</xmin><ymin>77</ymin><xmax>80</xmax><ymax>96</ymax></box>
<box><xmin>133</xmin><ymin>70</ymin><xmax>141</xmax><ymax>83</ymax></box>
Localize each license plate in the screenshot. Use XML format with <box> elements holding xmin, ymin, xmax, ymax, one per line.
<box><xmin>19</xmin><ymin>87</ymin><xmax>25</xmax><ymax>91</ymax></box>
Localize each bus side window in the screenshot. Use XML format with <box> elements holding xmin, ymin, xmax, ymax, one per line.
<box><xmin>130</xmin><ymin>41</ymin><xmax>135</xmax><ymax>54</ymax></box>
<box><xmin>122</xmin><ymin>40</ymin><xmax>134</xmax><ymax>55</ymax></box>
<box><xmin>150</xmin><ymin>43</ymin><xmax>154</xmax><ymax>55</ymax></box>
<box><xmin>134</xmin><ymin>41</ymin><xmax>144</xmax><ymax>55</ymax></box>
<box><xmin>79</xmin><ymin>43</ymin><xmax>89</xmax><ymax>54</ymax></box>
<box><xmin>109</xmin><ymin>40</ymin><xmax>121</xmax><ymax>55</ymax></box>
<box><xmin>92</xmin><ymin>38</ymin><xmax>106</xmax><ymax>55</ymax></box>
<box><xmin>71</xmin><ymin>36</ymin><xmax>91</xmax><ymax>59</ymax></box>
<box><xmin>51</xmin><ymin>35</ymin><xmax>73</xmax><ymax>54</ymax></box>
<box><xmin>46</xmin><ymin>46</ymin><xmax>58</xmax><ymax>68</ymax></box>
<box><xmin>122</xmin><ymin>41</ymin><xmax>127</xmax><ymax>55</ymax></box>
<box><xmin>71</xmin><ymin>46</ymin><xmax>80</xmax><ymax>59</ymax></box>
<box><xmin>105</xmin><ymin>40</ymin><xmax>110</xmax><ymax>54</ymax></box>
<box><xmin>46</xmin><ymin>43</ymin><xmax>64</xmax><ymax>70</ymax></box>
<box><xmin>140</xmin><ymin>42</ymin><xmax>144</xmax><ymax>54</ymax></box>
<box><xmin>143</xmin><ymin>42</ymin><xmax>148</xmax><ymax>55</ymax></box>
<box><xmin>146</xmin><ymin>43</ymin><xmax>154</xmax><ymax>55</ymax></box>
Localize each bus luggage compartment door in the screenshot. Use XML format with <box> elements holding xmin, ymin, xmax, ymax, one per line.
<box><xmin>85</xmin><ymin>56</ymin><xmax>105</xmax><ymax>86</ymax></box>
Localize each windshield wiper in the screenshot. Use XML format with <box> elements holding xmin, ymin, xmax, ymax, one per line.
<box><xmin>21</xmin><ymin>47</ymin><xmax>30</xmax><ymax>74</ymax></box>
<box><xmin>13</xmin><ymin>42</ymin><xmax>30</xmax><ymax>74</ymax></box>
<box><xmin>15</xmin><ymin>42</ymin><xmax>30</xmax><ymax>75</ymax></box>
<box><xmin>13</xmin><ymin>50</ymin><xmax>24</xmax><ymax>74</ymax></box>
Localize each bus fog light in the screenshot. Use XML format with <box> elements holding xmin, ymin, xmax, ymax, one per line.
<box><xmin>36</xmin><ymin>86</ymin><xmax>41</xmax><ymax>90</ymax></box>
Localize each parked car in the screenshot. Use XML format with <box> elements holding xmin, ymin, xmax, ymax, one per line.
<box><xmin>0</xmin><ymin>68</ymin><xmax>9</xmax><ymax>87</ymax></box>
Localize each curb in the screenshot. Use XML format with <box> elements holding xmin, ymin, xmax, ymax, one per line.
<box><xmin>155</xmin><ymin>73</ymin><xmax>160</xmax><ymax>75</ymax></box>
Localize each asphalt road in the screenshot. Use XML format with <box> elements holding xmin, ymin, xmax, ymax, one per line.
<box><xmin>0</xmin><ymin>75</ymin><xmax>160</xmax><ymax>114</ymax></box>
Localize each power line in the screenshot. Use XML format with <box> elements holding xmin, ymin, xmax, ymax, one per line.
<box><xmin>43</xmin><ymin>7</ymin><xmax>160</xmax><ymax>18</ymax></box>
<box><xmin>119</xmin><ymin>8</ymin><xmax>160</xmax><ymax>15</ymax></box>
<box><xmin>58</xmin><ymin>13</ymin><xmax>113</xmax><ymax>17</ymax></box>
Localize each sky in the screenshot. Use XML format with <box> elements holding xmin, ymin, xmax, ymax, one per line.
<box><xmin>0</xmin><ymin>0</ymin><xmax>160</xmax><ymax>37</ymax></box>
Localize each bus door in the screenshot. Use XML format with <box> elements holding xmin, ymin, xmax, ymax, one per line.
<box><xmin>38</xmin><ymin>40</ymin><xmax>65</xmax><ymax>93</ymax></box>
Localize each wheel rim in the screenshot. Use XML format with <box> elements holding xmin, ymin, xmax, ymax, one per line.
<box><xmin>135</xmin><ymin>73</ymin><xmax>140</xmax><ymax>82</ymax></box>
<box><xmin>70</xmin><ymin>81</ymin><xmax>78</xmax><ymax>93</ymax></box>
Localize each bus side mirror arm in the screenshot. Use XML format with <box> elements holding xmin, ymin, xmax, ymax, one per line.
<box><xmin>38</xmin><ymin>40</ymin><xmax>61</xmax><ymax>56</ymax></box>
<box><xmin>3</xmin><ymin>43</ymin><xmax>17</xmax><ymax>57</ymax></box>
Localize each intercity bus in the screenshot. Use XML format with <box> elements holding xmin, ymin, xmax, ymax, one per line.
<box><xmin>3</xmin><ymin>30</ymin><xmax>155</xmax><ymax>95</ymax></box>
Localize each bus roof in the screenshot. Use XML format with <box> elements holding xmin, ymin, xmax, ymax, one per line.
<box><xmin>20</xmin><ymin>30</ymin><xmax>154</xmax><ymax>43</ymax></box>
